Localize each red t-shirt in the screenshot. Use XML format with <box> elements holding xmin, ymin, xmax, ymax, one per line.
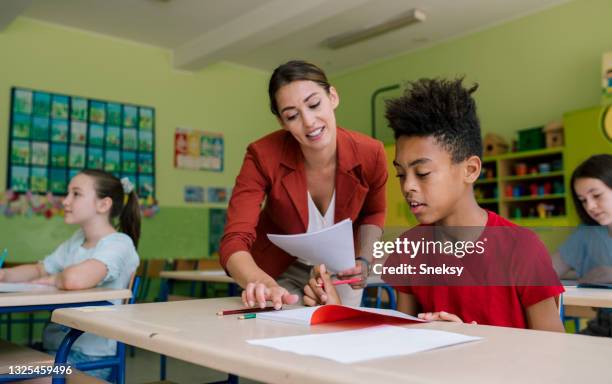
<box><xmin>395</xmin><ymin>211</ymin><xmax>564</xmax><ymax>328</ymax></box>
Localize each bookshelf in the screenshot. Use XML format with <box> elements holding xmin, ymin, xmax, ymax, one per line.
<box><xmin>476</xmin><ymin>147</ymin><xmax>569</xmax><ymax>226</ymax></box>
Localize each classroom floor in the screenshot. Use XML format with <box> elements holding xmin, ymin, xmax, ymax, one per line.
<box><xmin>126</xmin><ymin>348</ymin><xmax>262</xmax><ymax>384</ymax></box>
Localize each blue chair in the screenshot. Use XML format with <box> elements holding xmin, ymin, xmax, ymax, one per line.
<box><xmin>361</xmin><ymin>282</ymin><xmax>397</xmax><ymax>310</ymax></box>
<box><xmin>72</xmin><ymin>275</ymin><xmax>140</xmax><ymax>384</ymax></box>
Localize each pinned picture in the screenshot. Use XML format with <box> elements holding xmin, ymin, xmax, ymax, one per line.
<box><xmin>89</xmin><ymin>124</ymin><xmax>105</xmax><ymax>147</ymax></box>
<box><xmin>32</xmin><ymin>117</ymin><xmax>50</xmax><ymax>140</ymax></box>
<box><xmin>184</xmin><ymin>186</ymin><xmax>205</xmax><ymax>203</ymax></box>
<box><xmin>51</xmin><ymin>95</ymin><xmax>69</xmax><ymax>119</ymax></box>
<box><xmin>11</xmin><ymin>140</ymin><xmax>30</xmax><ymax>165</ymax></box>
<box><xmin>122</xmin><ymin>128</ymin><xmax>137</xmax><ymax>150</ymax></box>
<box><xmin>31</xmin><ymin>167</ymin><xmax>48</xmax><ymax>192</ymax></box>
<box><xmin>50</xmin><ymin>169</ymin><xmax>67</xmax><ymax>194</ymax></box>
<box><xmin>122</xmin><ymin>151</ymin><xmax>137</xmax><ymax>173</ymax></box>
<box><xmin>174</xmin><ymin>128</ymin><xmax>223</xmax><ymax>171</ymax></box>
<box><xmin>13</xmin><ymin>89</ymin><xmax>32</xmax><ymax>115</ymax></box>
<box><xmin>139</xmin><ymin>107</ymin><xmax>154</xmax><ymax>130</ymax></box>
<box><xmin>104</xmin><ymin>150</ymin><xmax>121</xmax><ymax>172</ymax></box>
<box><xmin>33</xmin><ymin>92</ymin><xmax>51</xmax><ymax>117</ymax></box>
<box><xmin>107</xmin><ymin>103</ymin><xmax>122</xmax><ymax>126</ymax></box>
<box><xmin>138</xmin><ymin>130</ymin><xmax>154</xmax><ymax>152</ymax></box>
<box><xmin>137</xmin><ymin>174</ymin><xmax>154</xmax><ymax>197</ymax></box>
<box><xmin>137</xmin><ymin>153</ymin><xmax>153</xmax><ymax>173</ymax></box>
<box><xmin>69</xmin><ymin>145</ymin><xmax>85</xmax><ymax>168</ymax></box>
<box><xmin>51</xmin><ymin>120</ymin><xmax>68</xmax><ymax>142</ymax></box>
<box><xmin>51</xmin><ymin>143</ymin><xmax>68</xmax><ymax>167</ymax></box>
<box><xmin>31</xmin><ymin>142</ymin><xmax>49</xmax><ymax>166</ymax></box>
<box><xmin>71</xmin><ymin>97</ymin><xmax>88</xmax><ymax>121</ymax></box>
<box><xmin>123</xmin><ymin>105</ymin><xmax>137</xmax><ymax>128</ymax></box>
<box><xmin>12</xmin><ymin>114</ymin><xmax>31</xmax><ymax>138</ymax></box>
<box><xmin>87</xmin><ymin>147</ymin><xmax>104</xmax><ymax>169</ymax></box>
<box><xmin>10</xmin><ymin>166</ymin><xmax>30</xmax><ymax>192</ymax></box>
<box><xmin>89</xmin><ymin>101</ymin><xmax>106</xmax><ymax>124</ymax></box>
<box><xmin>70</xmin><ymin>121</ymin><xmax>87</xmax><ymax>144</ymax></box>
<box><xmin>207</xmin><ymin>187</ymin><xmax>229</xmax><ymax>203</ymax></box>
<box><xmin>106</xmin><ymin>126</ymin><xmax>121</xmax><ymax>148</ymax></box>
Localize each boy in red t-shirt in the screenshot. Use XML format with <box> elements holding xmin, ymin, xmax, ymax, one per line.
<box><xmin>304</xmin><ymin>78</ymin><xmax>564</xmax><ymax>331</ymax></box>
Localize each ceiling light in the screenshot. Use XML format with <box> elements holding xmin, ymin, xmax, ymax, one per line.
<box><xmin>323</xmin><ymin>8</ymin><xmax>426</xmax><ymax>50</ymax></box>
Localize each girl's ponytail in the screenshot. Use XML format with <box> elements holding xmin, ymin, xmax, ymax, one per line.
<box><xmin>119</xmin><ymin>189</ymin><xmax>141</xmax><ymax>249</ymax></box>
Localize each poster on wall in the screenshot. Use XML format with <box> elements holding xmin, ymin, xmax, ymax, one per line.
<box><xmin>7</xmin><ymin>87</ymin><xmax>156</xmax><ymax>198</ymax></box>
<box><xmin>174</xmin><ymin>128</ymin><xmax>224</xmax><ymax>172</ymax></box>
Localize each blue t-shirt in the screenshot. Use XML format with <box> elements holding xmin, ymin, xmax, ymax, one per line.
<box><xmin>560</xmin><ymin>225</ymin><xmax>612</xmax><ymax>278</ymax></box>
<box><xmin>42</xmin><ymin>230</ymin><xmax>139</xmax><ymax>356</ymax></box>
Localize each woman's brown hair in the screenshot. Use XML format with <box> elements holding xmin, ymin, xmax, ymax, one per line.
<box><xmin>268</xmin><ymin>60</ymin><xmax>331</xmax><ymax>117</ymax></box>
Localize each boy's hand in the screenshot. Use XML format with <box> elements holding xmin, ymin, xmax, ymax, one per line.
<box><xmin>336</xmin><ymin>259</ymin><xmax>368</xmax><ymax>289</ymax></box>
<box><xmin>304</xmin><ymin>264</ymin><xmax>341</xmax><ymax>306</ymax></box>
<box><xmin>241</xmin><ymin>282</ymin><xmax>299</xmax><ymax>310</ymax></box>
<box><xmin>418</xmin><ymin>311</ymin><xmax>477</xmax><ymax>324</ymax></box>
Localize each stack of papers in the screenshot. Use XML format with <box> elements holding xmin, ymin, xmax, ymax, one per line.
<box><xmin>247</xmin><ymin>325</ymin><xmax>482</xmax><ymax>363</ymax></box>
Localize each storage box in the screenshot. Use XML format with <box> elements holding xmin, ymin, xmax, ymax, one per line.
<box><xmin>517</xmin><ymin>126</ymin><xmax>544</xmax><ymax>151</ymax></box>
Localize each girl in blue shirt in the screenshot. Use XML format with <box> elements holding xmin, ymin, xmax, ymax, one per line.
<box><xmin>552</xmin><ymin>154</ymin><xmax>612</xmax><ymax>336</ymax></box>
<box><xmin>0</xmin><ymin>169</ymin><xmax>141</xmax><ymax>379</ymax></box>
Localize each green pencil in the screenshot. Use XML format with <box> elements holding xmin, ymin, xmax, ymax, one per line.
<box><xmin>238</xmin><ymin>313</ymin><xmax>256</xmax><ymax>320</ymax></box>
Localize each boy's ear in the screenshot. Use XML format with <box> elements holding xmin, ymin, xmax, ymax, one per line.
<box><xmin>464</xmin><ymin>155</ymin><xmax>482</xmax><ymax>184</ymax></box>
<box><xmin>97</xmin><ymin>196</ymin><xmax>113</xmax><ymax>214</ymax></box>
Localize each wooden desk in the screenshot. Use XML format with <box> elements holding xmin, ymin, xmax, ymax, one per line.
<box><xmin>159</xmin><ymin>270</ymin><xmax>234</xmax><ymax>284</ymax></box>
<box><xmin>0</xmin><ymin>288</ymin><xmax>131</xmax><ymax>310</ymax></box>
<box><xmin>51</xmin><ymin>297</ymin><xmax>612</xmax><ymax>384</ymax></box>
<box><xmin>563</xmin><ymin>286</ymin><xmax>612</xmax><ymax>318</ymax></box>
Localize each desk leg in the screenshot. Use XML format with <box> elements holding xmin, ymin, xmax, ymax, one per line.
<box><xmin>160</xmin><ymin>354</ymin><xmax>167</xmax><ymax>380</ymax></box>
<box><xmin>52</xmin><ymin>328</ymin><xmax>84</xmax><ymax>384</ymax></box>
<box><xmin>228</xmin><ymin>283</ymin><xmax>238</xmax><ymax>297</ymax></box>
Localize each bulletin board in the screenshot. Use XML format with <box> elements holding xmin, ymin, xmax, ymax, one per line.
<box><xmin>7</xmin><ymin>87</ymin><xmax>156</xmax><ymax>197</ymax></box>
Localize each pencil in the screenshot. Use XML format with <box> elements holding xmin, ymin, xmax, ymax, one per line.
<box><xmin>316</xmin><ymin>277</ymin><xmax>363</xmax><ymax>288</ymax></box>
<box><xmin>0</xmin><ymin>249</ymin><xmax>7</xmax><ymax>269</ymax></box>
<box><xmin>216</xmin><ymin>306</ymin><xmax>277</xmax><ymax>316</ymax></box>
<box><xmin>238</xmin><ymin>314</ymin><xmax>257</xmax><ymax>320</ymax></box>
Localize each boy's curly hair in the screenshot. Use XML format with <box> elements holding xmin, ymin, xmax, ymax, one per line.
<box><xmin>385</xmin><ymin>77</ymin><xmax>482</xmax><ymax>162</ymax></box>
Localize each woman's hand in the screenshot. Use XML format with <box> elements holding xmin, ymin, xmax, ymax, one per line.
<box><xmin>336</xmin><ymin>258</ymin><xmax>368</xmax><ymax>289</ymax></box>
<box><xmin>418</xmin><ymin>311</ymin><xmax>477</xmax><ymax>324</ymax></box>
<box><xmin>303</xmin><ymin>264</ymin><xmax>341</xmax><ymax>306</ymax></box>
<box><xmin>241</xmin><ymin>281</ymin><xmax>299</xmax><ymax>310</ymax></box>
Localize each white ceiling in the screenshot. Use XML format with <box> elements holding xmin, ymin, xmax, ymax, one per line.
<box><xmin>4</xmin><ymin>0</ymin><xmax>569</xmax><ymax>74</ymax></box>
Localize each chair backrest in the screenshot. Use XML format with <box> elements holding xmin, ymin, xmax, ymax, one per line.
<box><xmin>124</xmin><ymin>272</ymin><xmax>140</xmax><ymax>305</ymax></box>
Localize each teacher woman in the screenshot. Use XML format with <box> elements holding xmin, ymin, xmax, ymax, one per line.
<box><xmin>220</xmin><ymin>60</ymin><xmax>387</xmax><ymax>309</ymax></box>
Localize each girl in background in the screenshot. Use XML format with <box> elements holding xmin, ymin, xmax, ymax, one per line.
<box><xmin>552</xmin><ymin>154</ymin><xmax>612</xmax><ymax>336</ymax></box>
<box><xmin>0</xmin><ymin>169</ymin><xmax>141</xmax><ymax>379</ymax></box>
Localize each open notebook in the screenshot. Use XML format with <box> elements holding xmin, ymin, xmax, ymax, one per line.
<box><xmin>256</xmin><ymin>305</ymin><xmax>426</xmax><ymax>326</ymax></box>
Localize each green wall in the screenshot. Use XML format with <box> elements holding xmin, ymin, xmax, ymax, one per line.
<box><xmin>0</xmin><ymin>18</ymin><xmax>277</xmax><ymax>261</ymax></box>
<box><xmin>331</xmin><ymin>0</ymin><xmax>612</xmax><ymax>142</ymax></box>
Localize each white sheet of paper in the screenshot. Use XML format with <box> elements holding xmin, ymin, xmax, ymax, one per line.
<box><xmin>0</xmin><ymin>282</ymin><xmax>58</xmax><ymax>293</ymax></box>
<box><xmin>256</xmin><ymin>305</ymin><xmax>425</xmax><ymax>326</ymax></box>
<box><xmin>267</xmin><ymin>218</ymin><xmax>355</xmax><ymax>272</ymax></box>
<box><xmin>248</xmin><ymin>325</ymin><xmax>482</xmax><ymax>363</ymax></box>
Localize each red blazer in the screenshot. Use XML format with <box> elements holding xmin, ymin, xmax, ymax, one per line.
<box><xmin>219</xmin><ymin>127</ymin><xmax>388</xmax><ymax>278</ymax></box>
